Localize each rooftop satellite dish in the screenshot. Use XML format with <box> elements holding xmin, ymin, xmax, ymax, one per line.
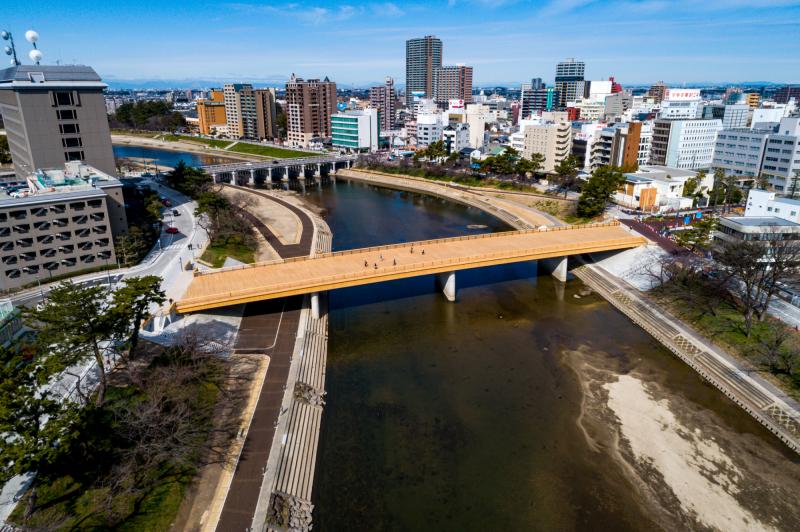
<box><xmin>25</xmin><ymin>30</ymin><xmax>39</xmax><ymax>44</ymax></box>
<box><xmin>29</xmin><ymin>49</ymin><xmax>43</xmax><ymax>64</ymax></box>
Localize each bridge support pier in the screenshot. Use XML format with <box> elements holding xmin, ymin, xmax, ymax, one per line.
<box><xmin>436</xmin><ymin>271</ymin><xmax>456</xmax><ymax>302</ymax></box>
<box><xmin>310</xmin><ymin>292</ymin><xmax>322</xmax><ymax>319</ymax></box>
<box><xmin>541</xmin><ymin>256</ymin><xmax>568</xmax><ymax>282</ymax></box>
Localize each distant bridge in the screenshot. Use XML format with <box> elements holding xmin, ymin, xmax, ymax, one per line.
<box><xmin>177</xmin><ymin>222</ymin><xmax>646</xmax><ymax>314</ymax></box>
<box><xmin>201</xmin><ymin>154</ymin><xmax>358</xmax><ymax>185</ymax></box>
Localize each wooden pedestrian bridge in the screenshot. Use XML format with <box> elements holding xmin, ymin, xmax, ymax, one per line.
<box><xmin>176</xmin><ymin>222</ymin><xmax>647</xmax><ymax>314</ymax></box>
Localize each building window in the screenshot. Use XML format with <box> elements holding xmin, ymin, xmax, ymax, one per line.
<box><xmin>62</xmin><ymin>137</ymin><xmax>83</xmax><ymax>148</ymax></box>
<box><xmin>64</xmin><ymin>150</ymin><xmax>85</xmax><ymax>162</ymax></box>
<box><xmin>52</xmin><ymin>91</ymin><xmax>77</xmax><ymax>107</ymax></box>
<box><xmin>59</xmin><ymin>123</ymin><xmax>80</xmax><ymax>134</ymax></box>
<box><xmin>57</xmin><ymin>109</ymin><xmax>77</xmax><ymax>120</ymax></box>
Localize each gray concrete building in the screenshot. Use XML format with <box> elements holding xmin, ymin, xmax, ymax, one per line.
<box><xmin>0</xmin><ymin>65</ymin><xmax>117</xmax><ymax>177</ymax></box>
<box><xmin>0</xmin><ymin>162</ymin><xmax>126</xmax><ymax>291</ymax></box>
<box><xmin>554</xmin><ymin>58</ymin><xmax>585</xmax><ymax>108</ymax></box>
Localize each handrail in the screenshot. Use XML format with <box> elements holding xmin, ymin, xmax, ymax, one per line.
<box><xmin>193</xmin><ymin>222</ymin><xmax>623</xmax><ymax>278</ymax></box>
<box><xmin>179</xmin><ymin>235</ymin><xmax>643</xmax><ymax>307</ymax></box>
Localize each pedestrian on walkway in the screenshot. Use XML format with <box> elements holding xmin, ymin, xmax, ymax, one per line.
<box><xmin>393</xmin><ymin>258</ymin><xmax>397</xmax><ymax>266</ymax></box>
<box><xmin>410</xmin><ymin>246</ymin><xmax>414</xmax><ymax>253</ymax></box>
<box><xmin>374</xmin><ymin>263</ymin><xmax>378</xmax><ymax>269</ymax></box>
<box><xmin>364</xmin><ymin>260</ymin><xmax>368</xmax><ymax>267</ymax></box>
<box><xmin>380</xmin><ymin>254</ymin><xmax>384</xmax><ymax>261</ymax></box>
<box><xmin>421</xmin><ymin>249</ymin><xmax>425</xmax><ymax>255</ymax></box>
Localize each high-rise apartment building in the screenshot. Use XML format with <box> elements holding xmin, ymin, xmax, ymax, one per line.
<box><xmin>589</xmin><ymin>122</ymin><xmax>646</xmax><ymax>171</ymax></box>
<box><xmin>554</xmin><ymin>58</ymin><xmax>585</xmax><ymax>108</ymax></box>
<box><xmin>197</xmin><ymin>89</ymin><xmax>226</xmax><ymax>136</ymax></box>
<box><xmin>369</xmin><ymin>77</ymin><xmax>396</xmax><ymax>131</ymax></box>
<box><xmin>433</xmin><ymin>65</ymin><xmax>473</xmax><ymax>104</ymax></box>
<box><xmin>647</xmin><ymin>81</ymin><xmax>668</xmax><ymax>104</ymax></box>
<box><xmin>650</xmin><ymin>118</ymin><xmax>722</xmax><ymax>169</ymax></box>
<box><xmin>520</xmin><ymin>85</ymin><xmax>559</xmax><ymax>119</ymax></box>
<box><xmin>658</xmin><ymin>89</ymin><xmax>702</xmax><ymax>119</ymax></box>
<box><xmin>0</xmin><ymin>65</ymin><xmax>117</xmax><ymax>177</ymax></box>
<box><xmin>285</xmin><ymin>74</ymin><xmax>337</xmax><ymax>148</ymax></box>
<box><xmin>223</xmin><ymin>83</ymin><xmax>257</xmax><ymax>139</ymax></box>
<box><xmin>744</xmin><ymin>93</ymin><xmax>761</xmax><ymax>109</ymax></box>
<box><xmin>775</xmin><ymin>85</ymin><xmax>800</xmax><ymax>104</ymax></box>
<box><xmin>405</xmin><ymin>36</ymin><xmax>443</xmax><ymax>102</ymax></box>
<box><xmin>254</xmin><ymin>88</ymin><xmax>278</xmax><ymax>140</ymax></box>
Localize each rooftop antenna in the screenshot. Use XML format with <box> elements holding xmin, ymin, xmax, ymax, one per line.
<box><xmin>1</xmin><ymin>30</ymin><xmax>20</xmax><ymax>65</ymax></box>
<box><xmin>25</xmin><ymin>30</ymin><xmax>43</xmax><ymax>65</ymax></box>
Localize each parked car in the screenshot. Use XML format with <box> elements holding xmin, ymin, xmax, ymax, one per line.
<box><xmin>165</xmin><ymin>226</ymin><xmax>179</xmax><ymax>234</ymax></box>
<box><xmin>172</xmin><ymin>209</ymin><xmax>181</xmax><ymax>216</ymax></box>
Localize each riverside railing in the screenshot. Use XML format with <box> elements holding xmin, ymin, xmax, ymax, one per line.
<box><xmin>192</xmin><ymin>221</ymin><xmax>625</xmax><ymax>278</ymax></box>
<box><xmin>178</xmin><ymin>235</ymin><xmax>641</xmax><ymax>309</ymax></box>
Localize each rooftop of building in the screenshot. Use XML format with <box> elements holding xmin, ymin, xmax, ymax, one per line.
<box><xmin>0</xmin><ymin>64</ymin><xmax>104</xmax><ymax>89</ymax></box>
<box><xmin>0</xmin><ymin>162</ymin><xmax>120</xmax><ymax>207</ymax></box>
<box><xmin>722</xmin><ymin>216</ymin><xmax>800</xmax><ymax>228</ymax></box>
<box><xmin>626</xmin><ymin>165</ymin><xmax>697</xmax><ymax>182</ymax></box>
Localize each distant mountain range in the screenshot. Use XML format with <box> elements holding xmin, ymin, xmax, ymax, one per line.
<box><xmin>103</xmin><ymin>76</ymin><xmax>794</xmax><ymax>91</ymax></box>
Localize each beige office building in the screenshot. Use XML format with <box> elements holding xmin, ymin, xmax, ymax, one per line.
<box><xmin>0</xmin><ymin>65</ymin><xmax>117</xmax><ymax>177</ymax></box>
<box><xmin>285</xmin><ymin>74</ymin><xmax>337</xmax><ymax>148</ymax></box>
<box><xmin>521</xmin><ymin>112</ymin><xmax>572</xmax><ymax>173</ymax></box>
<box><xmin>0</xmin><ymin>162</ymin><xmax>126</xmax><ymax>291</ymax></box>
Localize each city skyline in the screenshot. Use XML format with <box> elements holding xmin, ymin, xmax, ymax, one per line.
<box><xmin>4</xmin><ymin>0</ymin><xmax>800</xmax><ymax>86</ymax></box>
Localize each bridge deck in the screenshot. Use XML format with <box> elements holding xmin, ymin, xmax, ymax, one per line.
<box><xmin>178</xmin><ymin>223</ymin><xmax>646</xmax><ymax>313</ymax></box>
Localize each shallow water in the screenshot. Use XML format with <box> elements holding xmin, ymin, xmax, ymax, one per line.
<box><xmin>112</xmin><ymin>145</ymin><xmax>237</xmax><ymax>168</ymax></box>
<box><xmin>304</xmin><ymin>180</ymin><xmax>800</xmax><ymax>531</ymax></box>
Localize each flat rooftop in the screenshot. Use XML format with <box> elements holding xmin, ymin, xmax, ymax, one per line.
<box><xmin>723</xmin><ymin>216</ymin><xmax>800</xmax><ymax>227</ymax></box>
<box><xmin>0</xmin><ymin>162</ymin><xmax>120</xmax><ymax>206</ymax></box>
<box><xmin>0</xmin><ymin>65</ymin><xmax>105</xmax><ymax>89</ymax></box>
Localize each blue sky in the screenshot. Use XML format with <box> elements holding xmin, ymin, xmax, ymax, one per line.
<box><xmin>4</xmin><ymin>0</ymin><xmax>800</xmax><ymax>86</ymax></box>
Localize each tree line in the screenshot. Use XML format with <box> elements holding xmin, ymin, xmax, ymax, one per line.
<box><xmin>110</xmin><ymin>100</ymin><xmax>187</xmax><ymax>131</ymax></box>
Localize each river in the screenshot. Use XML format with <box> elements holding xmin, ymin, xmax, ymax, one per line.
<box><xmin>112</xmin><ymin>145</ymin><xmax>238</xmax><ymax>168</ymax></box>
<box><xmin>302</xmin><ymin>179</ymin><xmax>800</xmax><ymax>532</ymax></box>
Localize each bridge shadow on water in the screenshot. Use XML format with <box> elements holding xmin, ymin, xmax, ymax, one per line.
<box><xmin>328</xmin><ymin>261</ymin><xmax>540</xmax><ymax>311</ymax></box>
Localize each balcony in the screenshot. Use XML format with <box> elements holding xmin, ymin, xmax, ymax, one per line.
<box><xmin>61</xmin><ymin>258</ymin><xmax>76</xmax><ymax>267</ymax></box>
<box><xmin>5</xmin><ymin>269</ymin><xmax>20</xmax><ymax>279</ymax></box>
<box><xmin>71</xmin><ymin>215</ymin><xmax>88</xmax><ymax>225</ymax></box>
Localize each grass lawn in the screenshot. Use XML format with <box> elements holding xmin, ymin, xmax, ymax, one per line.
<box><xmin>162</xmin><ymin>134</ymin><xmax>231</xmax><ymax>149</ymax></box>
<box><xmin>228</xmin><ymin>142</ymin><xmax>313</xmax><ymax>158</ymax></box>
<box><xmin>658</xmin><ymin>296</ymin><xmax>800</xmax><ymax>399</ymax></box>
<box><xmin>111</xmin><ymin>129</ymin><xmax>161</xmax><ymax>139</ymax></box>
<box><xmin>200</xmin><ymin>238</ymin><xmax>255</xmax><ymax>268</ymax></box>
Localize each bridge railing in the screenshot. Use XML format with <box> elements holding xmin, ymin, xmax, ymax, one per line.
<box><xmin>179</xmin><ymin>234</ymin><xmax>643</xmax><ymax>309</ymax></box>
<box><xmin>192</xmin><ymin>221</ymin><xmax>623</xmax><ymax>278</ymax></box>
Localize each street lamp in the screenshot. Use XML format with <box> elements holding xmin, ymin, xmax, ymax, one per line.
<box><xmin>1</xmin><ymin>30</ymin><xmax>20</xmax><ymax>65</ymax></box>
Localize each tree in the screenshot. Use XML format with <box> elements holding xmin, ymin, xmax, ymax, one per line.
<box><xmin>673</xmin><ymin>218</ymin><xmax>717</xmax><ymax>253</ymax></box>
<box><xmin>414</xmin><ymin>140</ymin><xmax>448</xmax><ymax>163</ymax></box>
<box><xmin>748</xmin><ymin>323</ymin><xmax>798</xmax><ymax>376</ymax></box>
<box><xmin>0</xmin><ymin>344</ymin><xmax>81</xmax><ymax>519</ymax></box>
<box><xmin>554</xmin><ymin>154</ymin><xmax>579</xmax><ymax>197</ymax></box>
<box><xmin>683</xmin><ymin>176</ymin><xmax>699</xmax><ymax>197</ymax></box>
<box><xmin>25</xmin><ymin>282</ymin><xmax>122</xmax><ymax>405</ymax></box>
<box><xmin>711</xmin><ymin>168</ymin><xmax>726</xmax><ymax>211</ymax></box>
<box><xmin>756</xmin><ymin>172</ymin><xmax>770</xmax><ymax>191</ymax></box>
<box><xmin>0</xmin><ymin>135</ymin><xmax>11</xmax><ymax>164</ymax></box>
<box><xmin>516</xmin><ymin>152</ymin><xmax>544</xmax><ymax>180</ymax></box>
<box><xmin>111</xmin><ymin>276</ymin><xmax>166</xmax><ymax>360</ymax></box>
<box><xmin>576</xmin><ymin>165</ymin><xmax>625</xmax><ymax>218</ymax></box>
<box><xmin>165</xmin><ymin>162</ymin><xmax>212</xmax><ymax>198</ymax></box>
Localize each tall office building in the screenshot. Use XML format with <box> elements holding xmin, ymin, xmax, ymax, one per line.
<box><xmin>285</xmin><ymin>74</ymin><xmax>337</xmax><ymax>148</ymax></box>
<box><xmin>0</xmin><ymin>65</ymin><xmax>117</xmax><ymax>177</ymax></box>
<box><xmin>369</xmin><ymin>77</ymin><xmax>396</xmax><ymax>131</ymax></box>
<box><xmin>254</xmin><ymin>88</ymin><xmax>278</xmax><ymax>140</ymax></box>
<box><xmin>701</xmin><ymin>104</ymin><xmax>750</xmax><ymax>129</ymax></box>
<box><xmin>433</xmin><ymin>65</ymin><xmax>473</xmax><ymax>104</ymax></box>
<box><xmin>520</xmin><ymin>85</ymin><xmax>559</xmax><ymax>119</ymax></box>
<box><xmin>405</xmin><ymin>35</ymin><xmax>443</xmax><ymax>103</ymax></box>
<box><xmin>223</xmin><ymin>83</ymin><xmax>257</xmax><ymax>139</ymax></box>
<box><xmin>197</xmin><ymin>89</ymin><xmax>226</xmax><ymax>136</ymax></box>
<box><xmin>554</xmin><ymin>58</ymin><xmax>585</xmax><ymax>108</ymax></box>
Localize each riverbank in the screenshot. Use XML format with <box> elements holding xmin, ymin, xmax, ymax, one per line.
<box><xmin>112</xmin><ymin>133</ymin><xmax>258</xmax><ymax>161</ymax></box>
<box><xmin>336</xmin><ymin>168</ymin><xmax>800</xmax><ymax>455</ymax></box>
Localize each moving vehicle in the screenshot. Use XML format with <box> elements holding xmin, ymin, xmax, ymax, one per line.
<box><xmin>172</xmin><ymin>209</ymin><xmax>180</xmax><ymax>216</ymax></box>
<box><xmin>165</xmin><ymin>226</ymin><xmax>179</xmax><ymax>234</ymax></box>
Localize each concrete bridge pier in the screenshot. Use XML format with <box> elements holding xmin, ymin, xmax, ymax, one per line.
<box><xmin>541</xmin><ymin>256</ymin><xmax>568</xmax><ymax>282</ymax></box>
<box><xmin>310</xmin><ymin>291</ymin><xmax>324</xmax><ymax>319</ymax></box>
<box><xmin>436</xmin><ymin>271</ymin><xmax>456</xmax><ymax>302</ymax></box>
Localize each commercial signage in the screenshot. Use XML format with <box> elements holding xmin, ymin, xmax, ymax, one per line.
<box><xmin>664</xmin><ymin>89</ymin><xmax>701</xmax><ymax>101</ymax></box>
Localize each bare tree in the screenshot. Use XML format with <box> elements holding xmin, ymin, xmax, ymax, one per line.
<box><xmin>747</xmin><ymin>322</ymin><xmax>798</xmax><ymax>375</ymax></box>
